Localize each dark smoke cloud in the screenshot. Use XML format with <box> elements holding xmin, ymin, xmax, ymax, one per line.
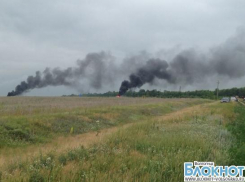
<box><xmin>119</xmin><ymin>59</ymin><xmax>175</xmax><ymax>95</ymax></box>
<box><xmin>119</xmin><ymin>28</ymin><xmax>245</xmax><ymax>95</ymax></box>
<box><xmin>7</xmin><ymin>28</ymin><xmax>245</xmax><ymax>96</ymax></box>
<box><xmin>7</xmin><ymin>52</ymin><xmax>116</xmax><ymax>96</ymax></box>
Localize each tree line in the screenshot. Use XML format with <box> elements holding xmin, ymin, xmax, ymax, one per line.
<box><xmin>63</xmin><ymin>87</ymin><xmax>245</xmax><ymax>99</ymax></box>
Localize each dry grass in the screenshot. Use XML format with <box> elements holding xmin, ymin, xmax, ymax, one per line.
<box><xmin>0</xmin><ymin>101</ymin><xmax>211</xmax><ymax>170</ymax></box>
<box><xmin>0</xmin><ymin>121</ymin><xmax>131</xmax><ymax>168</ymax></box>
<box><xmin>0</xmin><ymin>97</ymin><xmax>220</xmax><ymax>181</ymax></box>
<box><xmin>0</xmin><ymin>97</ymin><xmax>192</xmax><ymax>113</ymax></box>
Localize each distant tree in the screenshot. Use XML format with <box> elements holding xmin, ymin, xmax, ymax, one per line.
<box><xmin>74</xmin><ymin>87</ymin><xmax>245</xmax><ymax>99</ymax></box>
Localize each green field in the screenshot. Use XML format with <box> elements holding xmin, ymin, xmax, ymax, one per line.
<box><xmin>0</xmin><ymin>97</ymin><xmax>243</xmax><ymax>181</ymax></box>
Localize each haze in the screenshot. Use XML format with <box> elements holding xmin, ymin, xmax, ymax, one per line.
<box><xmin>1</xmin><ymin>0</ymin><xmax>245</xmax><ymax>96</ymax></box>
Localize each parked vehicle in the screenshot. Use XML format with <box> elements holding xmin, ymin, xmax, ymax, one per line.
<box><xmin>230</xmin><ymin>97</ymin><xmax>238</xmax><ymax>102</ymax></box>
<box><xmin>220</xmin><ymin>97</ymin><xmax>230</xmax><ymax>103</ymax></box>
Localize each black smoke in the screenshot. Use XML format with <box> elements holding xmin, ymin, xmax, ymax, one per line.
<box><xmin>119</xmin><ymin>28</ymin><xmax>245</xmax><ymax>95</ymax></box>
<box><xmin>7</xmin><ymin>52</ymin><xmax>116</xmax><ymax>96</ymax></box>
<box><xmin>119</xmin><ymin>59</ymin><xmax>175</xmax><ymax>95</ymax></box>
<box><xmin>7</xmin><ymin>28</ymin><xmax>245</xmax><ymax>96</ymax></box>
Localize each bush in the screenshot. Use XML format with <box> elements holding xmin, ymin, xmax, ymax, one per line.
<box><xmin>67</xmin><ymin>150</ymin><xmax>78</xmax><ymax>161</ymax></box>
<box><xmin>8</xmin><ymin>129</ymin><xmax>31</xmax><ymax>141</ymax></box>
<box><xmin>29</xmin><ymin>172</ymin><xmax>44</xmax><ymax>182</ymax></box>
<box><xmin>58</xmin><ymin>154</ymin><xmax>67</xmax><ymax>165</ymax></box>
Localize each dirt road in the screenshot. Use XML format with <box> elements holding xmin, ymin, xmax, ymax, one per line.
<box><xmin>239</xmin><ymin>100</ymin><xmax>245</xmax><ymax>106</ymax></box>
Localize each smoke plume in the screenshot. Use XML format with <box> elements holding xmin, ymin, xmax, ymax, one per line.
<box><xmin>7</xmin><ymin>28</ymin><xmax>245</xmax><ymax>96</ymax></box>
<box><xmin>119</xmin><ymin>28</ymin><xmax>245</xmax><ymax>95</ymax></box>
<box><xmin>7</xmin><ymin>52</ymin><xmax>116</xmax><ymax>96</ymax></box>
<box><xmin>119</xmin><ymin>59</ymin><xmax>175</xmax><ymax>95</ymax></box>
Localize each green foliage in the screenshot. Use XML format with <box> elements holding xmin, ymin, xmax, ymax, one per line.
<box><xmin>8</xmin><ymin>129</ymin><xmax>31</xmax><ymax>141</ymax></box>
<box><xmin>227</xmin><ymin>103</ymin><xmax>245</xmax><ymax>165</ymax></box>
<box><xmin>0</xmin><ymin>118</ymin><xmax>36</xmax><ymax>148</ymax></box>
<box><xmin>58</xmin><ymin>154</ymin><xmax>67</xmax><ymax>165</ymax></box>
<box><xmin>0</xmin><ymin>97</ymin><xmax>224</xmax><ymax>181</ymax></box>
<box><xmin>67</xmin><ymin>150</ymin><xmax>78</xmax><ymax>161</ymax></box>
<box><xmin>0</xmin><ymin>98</ymin><xmax>209</xmax><ymax>149</ymax></box>
<box><xmin>29</xmin><ymin>172</ymin><xmax>44</xmax><ymax>182</ymax></box>
<box><xmin>219</xmin><ymin>87</ymin><xmax>245</xmax><ymax>98</ymax></box>
<box><xmin>79</xmin><ymin>86</ymin><xmax>245</xmax><ymax>99</ymax></box>
<box><xmin>3</xmin><ymin>101</ymin><xmax>235</xmax><ymax>181</ymax></box>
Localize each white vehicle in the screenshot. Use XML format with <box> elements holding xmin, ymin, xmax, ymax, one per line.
<box><xmin>230</xmin><ymin>97</ymin><xmax>238</xmax><ymax>102</ymax></box>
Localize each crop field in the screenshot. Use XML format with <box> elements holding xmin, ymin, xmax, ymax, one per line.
<box><xmin>0</xmin><ymin>97</ymin><xmax>244</xmax><ymax>181</ymax></box>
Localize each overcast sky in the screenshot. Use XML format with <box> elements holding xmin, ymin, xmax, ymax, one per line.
<box><xmin>1</xmin><ymin>0</ymin><xmax>245</xmax><ymax>96</ymax></box>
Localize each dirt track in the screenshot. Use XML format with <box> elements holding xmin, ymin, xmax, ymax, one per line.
<box><xmin>239</xmin><ymin>101</ymin><xmax>245</xmax><ymax>106</ymax></box>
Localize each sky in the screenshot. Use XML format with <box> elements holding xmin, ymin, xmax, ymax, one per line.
<box><xmin>1</xmin><ymin>0</ymin><xmax>245</xmax><ymax>96</ymax></box>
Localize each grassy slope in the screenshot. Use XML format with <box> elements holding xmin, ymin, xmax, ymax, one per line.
<box><xmin>0</xmin><ymin>97</ymin><xmax>211</xmax><ymax>181</ymax></box>
<box><xmin>1</xmin><ymin>98</ymin><xmax>240</xmax><ymax>182</ymax></box>
<box><xmin>0</xmin><ymin>97</ymin><xmax>209</xmax><ymax>149</ymax></box>
<box><xmin>55</xmin><ymin>102</ymin><xmax>234</xmax><ymax>182</ymax></box>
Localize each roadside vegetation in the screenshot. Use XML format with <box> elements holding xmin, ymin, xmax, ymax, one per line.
<box><xmin>0</xmin><ymin>97</ymin><xmax>242</xmax><ymax>181</ymax></box>
<box><xmin>77</xmin><ymin>87</ymin><xmax>245</xmax><ymax>99</ymax></box>
<box><xmin>227</xmin><ymin>102</ymin><xmax>245</xmax><ymax>165</ymax></box>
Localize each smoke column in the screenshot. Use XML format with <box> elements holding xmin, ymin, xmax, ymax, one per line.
<box><xmin>119</xmin><ymin>28</ymin><xmax>245</xmax><ymax>95</ymax></box>
<box><xmin>7</xmin><ymin>52</ymin><xmax>116</xmax><ymax>96</ymax></box>
<box><xmin>7</xmin><ymin>28</ymin><xmax>245</xmax><ymax>96</ymax></box>
<box><xmin>119</xmin><ymin>59</ymin><xmax>175</xmax><ymax>95</ymax></box>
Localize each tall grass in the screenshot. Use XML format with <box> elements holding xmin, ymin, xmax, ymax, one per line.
<box><xmin>1</xmin><ymin>100</ymin><xmax>236</xmax><ymax>182</ymax></box>
<box><xmin>0</xmin><ymin>97</ymin><xmax>210</xmax><ymax>149</ymax></box>
<box><xmin>227</xmin><ymin>102</ymin><xmax>245</xmax><ymax>165</ymax></box>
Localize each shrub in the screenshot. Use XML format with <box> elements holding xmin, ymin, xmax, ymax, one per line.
<box><xmin>67</xmin><ymin>150</ymin><xmax>78</xmax><ymax>161</ymax></box>
<box><xmin>58</xmin><ymin>154</ymin><xmax>67</xmax><ymax>165</ymax></box>
<box><xmin>8</xmin><ymin>129</ymin><xmax>31</xmax><ymax>141</ymax></box>
<box><xmin>29</xmin><ymin>172</ymin><xmax>44</xmax><ymax>182</ymax></box>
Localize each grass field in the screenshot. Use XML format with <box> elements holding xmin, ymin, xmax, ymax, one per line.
<box><xmin>0</xmin><ymin>97</ymin><xmax>243</xmax><ymax>181</ymax></box>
